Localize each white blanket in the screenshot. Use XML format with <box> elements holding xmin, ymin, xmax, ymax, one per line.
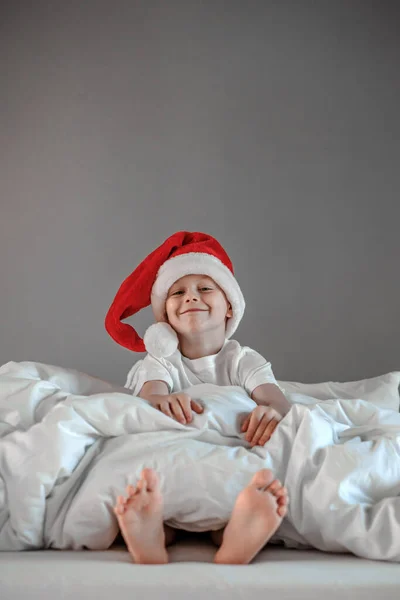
<box><xmin>1</xmin><ymin>361</ymin><xmax>400</xmax><ymax>561</ymax></box>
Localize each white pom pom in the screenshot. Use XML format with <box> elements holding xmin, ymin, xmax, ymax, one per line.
<box><xmin>143</xmin><ymin>323</ymin><xmax>179</xmax><ymax>358</ymax></box>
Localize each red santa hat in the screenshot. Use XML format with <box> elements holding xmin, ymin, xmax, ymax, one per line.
<box><xmin>105</xmin><ymin>231</ymin><xmax>245</xmax><ymax>358</ymax></box>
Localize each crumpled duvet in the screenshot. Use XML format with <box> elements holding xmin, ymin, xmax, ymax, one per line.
<box><xmin>0</xmin><ymin>361</ymin><xmax>399</xmax><ymax>561</ymax></box>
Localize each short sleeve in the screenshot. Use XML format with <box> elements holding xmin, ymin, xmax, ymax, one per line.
<box><xmin>125</xmin><ymin>354</ymin><xmax>173</xmax><ymax>396</ymax></box>
<box><xmin>237</xmin><ymin>347</ymin><xmax>283</xmax><ymax>396</ymax></box>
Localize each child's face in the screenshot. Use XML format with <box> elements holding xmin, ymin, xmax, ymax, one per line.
<box><xmin>165</xmin><ymin>274</ymin><xmax>232</xmax><ymax>338</ymax></box>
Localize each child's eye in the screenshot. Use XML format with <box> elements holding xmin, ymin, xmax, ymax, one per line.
<box><xmin>200</xmin><ymin>287</ymin><xmax>213</xmax><ymax>292</ymax></box>
<box><xmin>171</xmin><ymin>290</ymin><xmax>183</xmax><ymax>296</ymax></box>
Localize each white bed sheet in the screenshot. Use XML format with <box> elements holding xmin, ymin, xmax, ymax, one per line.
<box><xmin>1</xmin><ymin>539</ymin><xmax>399</xmax><ymax>600</ymax></box>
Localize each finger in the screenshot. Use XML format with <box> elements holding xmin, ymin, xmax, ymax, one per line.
<box><xmin>170</xmin><ymin>400</ymin><xmax>186</xmax><ymax>424</ymax></box>
<box><xmin>191</xmin><ymin>400</ymin><xmax>204</xmax><ymax>414</ymax></box>
<box><xmin>241</xmin><ymin>414</ymin><xmax>250</xmax><ymax>432</ymax></box>
<box><xmin>257</xmin><ymin>419</ymin><xmax>278</xmax><ymax>446</ymax></box>
<box><xmin>250</xmin><ymin>414</ymin><xmax>269</xmax><ymax>445</ymax></box>
<box><xmin>178</xmin><ymin>396</ymin><xmax>193</xmax><ymax>423</ymax></box>
<box><xmin>257</xmin><ymin>420</ymin><xmax>278</xmax><ymax>446</ymax></box>
<box><xmin>249</xmin><ymin>413</ymin><xmax>270</xmax><ymax>444</ymax></box>
<box><xmin>245</xmin><ymin>413</ymin><xmax>263</xmax><ymax>442</ymax></box>
<box><xmin>158</xmin><ymin>401</ymin><xmax>173</xmax><ymax>419</ymax></box>
<box><xmin>266</xmin><ymin>419</ymin><xmax>279</xmax><ymax>437</ymax></box>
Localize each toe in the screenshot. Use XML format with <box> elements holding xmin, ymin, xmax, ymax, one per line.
<box><xmin>277</xmin><ymin>505</ymin><xmax>287</xmax><ymax>517</ymax></box>
<box><xmin>114</xmin><ymin>495</ymin><xmax>127</xmax><ymax>514</ymax></box>
<box><xmin>251</xmin><ymin>469</ymin><xmax>275</xmax><ymax>489</ymax></box>
<box><xmin>266</xmin><ymin>480</ymin><xmax>283</xmax><ymax>496</ymax></box>
<box><xmin>279</xmin><ymin>487</ymin><xmax>288</xmax><ymax>500</ymax></box>
<box><xmin>142</xmin><ymin>468</ymin><xmax>160</xmax><ymax>492</ymax></box>
<box><xmin>136</xmin><ymin>478</ymin><xmax>148</xmax><ymax>493</ymax></box>
<box><xmin>126</xmin><ymin>484</ymin><xmax>136</xmax><ymax>497</ymax></box>
<box><xmin>114</xmin><ymin>503</ymin><xmax>125</xmax><ymax>516</ymax></box>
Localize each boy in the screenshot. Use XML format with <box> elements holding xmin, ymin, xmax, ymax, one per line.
<box><xmin>105</xmin><ymin>231</ymin><xmax>290</xmax><ymax>564</ymax></box>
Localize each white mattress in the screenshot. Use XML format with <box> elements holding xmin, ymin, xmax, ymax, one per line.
<box><xmin>1</xmin><ymin>539</ymin><xmax>399</xmax><ymax>600</ymax></box>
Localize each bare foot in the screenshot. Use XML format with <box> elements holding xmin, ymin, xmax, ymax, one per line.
<box><xmin>214</xmin><ymin>469</ymin><xmax>289</xmax><ymax>564</ymax></box>
<box><xmin>114</xmin><ymin>468</ymin><xmax>168</xmax><ymax>564</ymax></box>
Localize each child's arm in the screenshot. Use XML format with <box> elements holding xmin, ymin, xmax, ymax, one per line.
<box><xmin>251</xmin><ymin>383</ymin><xmax>291</xmax><ymax>417</ymax></box>
<box><xmin>139</xmin><ymin>381</ymin><xmax>203</xmax><ymax>424</ymax></box>
<box><xmin>139</xmin><ymin>380</ymin><xmax>170</xmax><ymax>402</ymax></box>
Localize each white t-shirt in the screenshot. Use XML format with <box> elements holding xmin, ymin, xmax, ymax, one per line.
<box><xmin>125</xmin><ymin>339</ymin><xmax>281</xmax><ymax>398</ymax></box>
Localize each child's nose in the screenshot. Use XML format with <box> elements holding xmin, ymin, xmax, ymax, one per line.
<box><xmin>185</xmin><ymin>292</ymin><xmax>199</xmax><ymax>302</ymax></box>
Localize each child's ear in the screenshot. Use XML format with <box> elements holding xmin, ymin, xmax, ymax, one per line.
<box><xmin>226</xmin><ymin>303</ymin><xmax>233</xmax><ymax>318</ymax></box>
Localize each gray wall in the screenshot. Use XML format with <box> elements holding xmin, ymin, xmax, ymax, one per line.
<box><xmin>1</xmin><ymin>1</ymin><xmax>399</xmax><ymax>386</ymax></box>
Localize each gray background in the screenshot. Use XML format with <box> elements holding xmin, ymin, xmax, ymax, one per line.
<box><xmin>1</xmin><ymin>1</ymin><xmax>399</xmax><ymax>386</ymax></box>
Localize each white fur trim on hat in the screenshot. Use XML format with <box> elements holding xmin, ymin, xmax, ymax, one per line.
<box><xmin>143</xmin><ymin>322</ymin><xmax>179</xmax><ymax>358</ymax></box>
<box><xmin>151</xmin><ymin>252</ymin><xmax>245</xmax><ymax>339</ymax></box>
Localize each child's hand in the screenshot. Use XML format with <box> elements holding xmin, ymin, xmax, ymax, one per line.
<box><xmin>149</xmin><ymin>393</ymin><xmax>204</xmax><ymax>424</ymax></box>
<box><xmin>241</xmin><ymin>405</ymin><xmax>282</xmax><ymax>446</ymax></box>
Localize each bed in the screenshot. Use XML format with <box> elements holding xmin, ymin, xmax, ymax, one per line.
<box><xmin>1</xmin><ymin>542</ymin><xmax>400</xmax><ymax>600</ymax></box>
<box><xmin>1</xmin><ymin>362</ymin><xmax>399</xmax><ymax>598</ymax></box>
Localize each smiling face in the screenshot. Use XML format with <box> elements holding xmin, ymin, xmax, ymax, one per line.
<box><xmin>165</xmin><ymin>274</ymin><xmax>233</xmax><ymax>339</ymax></box>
